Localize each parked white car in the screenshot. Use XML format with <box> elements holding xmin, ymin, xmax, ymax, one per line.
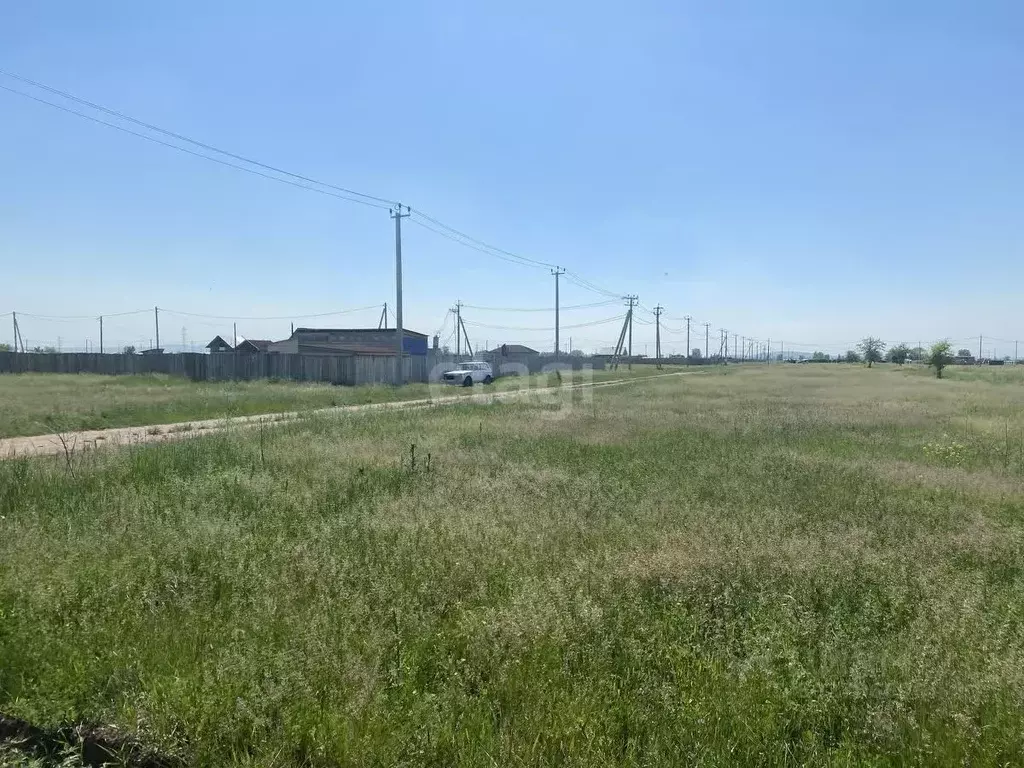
<box><xmin>442</xmin><ymin>361</ymin><xmax>494</xmax><ymax>386</ymax></box>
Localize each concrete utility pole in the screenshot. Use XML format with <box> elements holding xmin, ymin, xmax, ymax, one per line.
<box><xmin>733</xmin><ymin>333</ymin><xmax>738</xmax><ymax>361</ymax></box>
<box><xmin>767</xmin><ymin>338</ymin><xmax>771</xmax><ymax>365</ymax></box>
<box><xmin>378</xmin><ymin>303</ymin><xmax>388</xmax><ymax>330</ymax></box>
<box><xmin>99</xmin><ymin>316</ymin><xmax>103</xmax><ymax>354</ymax></box>
<box><xmin>454</xmin><ymin>300</ymin><xmax>463</xmax><ymax>358</ymax></box>
<box><xmin>233</xmin><ymin>322</ymin><xmax>237</xmax><ymax>349</ymax></box>
<box><xmin>685</xmin><ymin>316</ymin><xmax>692</xmax><ymax>365</ymax></box>
<box><xmin>391</xmin><ymin>204</ymin><xmax>409</xmax><ymax>384</ymax></box>
<box><xmin>979</xmin><ymin>335</ymin><xmax>983</xmax><ymax>362</ymax></box>
<box><xmin>154</xmin><ymin>306</ymin><xmax>160</xmax><ymax>351</ymax></box>
<box><xmin>1016</xmin><ymin>340</ymin><xmax>1019</xmax><ymax>364</ymax></box>
<box><xmin>653</xmin><ymin>305</ymin><xmax>663</xmax><ymax>369</ymax></box>
<box><xmin>552</xmin><ymin>267</ymin><xmax>565</xmax><ymax>358</ymax></box>
<box><xmin>626</xmin><ymin>295</ymin><xmax>637</xmax><ymax>370</ymax></box>
<box><xmin>703</xmin><ymin>322</ymin><xmax>710</xmax><ymax>359</ymax></box>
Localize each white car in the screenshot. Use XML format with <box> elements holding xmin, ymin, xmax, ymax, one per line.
<box><xmin>442</xmin><ymin>361</ymin><xmax>494</xmax><ymax>386</ymax></box>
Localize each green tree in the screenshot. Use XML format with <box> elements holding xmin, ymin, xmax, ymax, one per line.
<box><xmin>887</xmin><ymin>344</ymin><xmax>910</xmax><ymax>365</ymax></box>
<box><xmin>690</xmin><ymin>348</ymin><xmax>702</xmax><ymax>360</ymax></box>
<box><xmin>845</xmin><ymin>350</ymin><xmax>862</xmax><ymax>363</ymax></box>
<box><xmin>857</xmin><ymin>337</ymin><xmax>886</xmax><ymax>367</ymax></box>
<box><xmin>0</xmin><ymin>343</ymin><xmax>10</xmax><ymax>352</ymax></box>
<box><xmin>811</xmin><ymin>351</ymin><xmax>830</xmax><ymax>361</ymax></box>
<box><xmin>927</xmin><ymin>341</ymin><xmax>954</xmax><ymax>379</ymax></box>
<box><xmin>123</xmin><ymin>345</ymin><xmax>137</xmax><ymax>355</ymax></box>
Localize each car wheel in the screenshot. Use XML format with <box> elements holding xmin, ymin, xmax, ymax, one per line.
<box><xmin>463</xmin><ymin>376</ymin><xmax>473</xmax><ymax>387</ymax></box>
<box><xmin>483</xmin><ymin>375</ymin><xmax>493</xmax><ymax>384</ymax></box>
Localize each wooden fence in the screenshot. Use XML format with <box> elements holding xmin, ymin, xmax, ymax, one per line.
<box><xmin>0</xmin><ymin>350</ymin><xmax>603</xmax><ymax>386</ymax></box>
<box><xmin>0</xmin><ymin>350</ymin><xmax>427</xmax><ymax>386</ymax></box>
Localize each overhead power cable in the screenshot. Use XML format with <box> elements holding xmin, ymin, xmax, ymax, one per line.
<box><xmin>160</xmin><ymin>305</ymin><xmax>380</xmax><ymax>321</ymax></box>
<box><xmin>0</xmin><ymin>69</ymin><xmax>396</xmax><ymax>208</ymax></box>
<box><xmin>0</xmin><ymin>84</ymin><xmax>391</xmax><ymax>210</ymax></box>
<box><xmin>462</xmin><ymin>314</ymin><xmax>624</xmax><ymax>332</ymax></box>
<box><xmin>461</xmin><ymin>299</ymin><xmax>618</xmax><ymax>312</ymax></box>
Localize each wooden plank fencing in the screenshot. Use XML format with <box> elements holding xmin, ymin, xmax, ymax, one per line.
<box><xmin>0</xmin><ymin>350</ymin><xmax>426</xmax><ymax>386</ymax></box>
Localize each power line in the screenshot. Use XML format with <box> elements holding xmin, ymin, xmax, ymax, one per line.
<box><xmin>0</xmin><ymin>84</ymin><xmax>391</xmax><ymax>210</ymax></box>
<box><xmin>160</xmin><ymin>305</ymin><xmax>380</xmax><ymax>321</ymax></box>
<box><xmin>408</xmin><ymin>209</ymin><xmax>554</xmax><ymax>270</ymax></box>
<box><xmin>0</xmin><ymin>69</ymin><xmax>396</xmax><ymax>208</ymax></box>
<box><xmin>407</xmin><ymin>216</ymin><xmax>552</xmax><ymax>271</ymax></box>
<box><xmin>1</xmin><ymin>71</ymin><xmax>633</xmax><ymax>300</ymax></box>
<box><xmin>461</xmin><ymin>299</ymin><xmax>618</xmax><ymax>312</ymax></box>
<box><xmin>462</xmin><ymin>314</ymin><xmax>624</xmax><ymax>332</ymax></box>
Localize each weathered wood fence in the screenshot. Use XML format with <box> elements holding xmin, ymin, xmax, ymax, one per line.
<box><xmin>0</xmin><ymin>350</ymin><xmax>603</xmax><ymax>385</ymax></box>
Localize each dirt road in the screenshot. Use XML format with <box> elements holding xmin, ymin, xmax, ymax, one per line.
<box><xmin>0</xmin><ymin>371</ymin><xmax>694</xmax><ymax>459</ymax></box>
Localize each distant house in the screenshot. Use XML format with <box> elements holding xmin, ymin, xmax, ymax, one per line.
<box><xmin>205</xmin><ymin>336</ymin><xmax>233</xmax><ymax>354</ymax></box>
<box><xmin>486</xmin><ymin>344</ymin><xmax>540</xmax><ymax>356</ymax></box>
<box><xmin>235</xmin><ymin>339</ymin><xmax>271</xmax><ymax>354</ymax></box>
<box><xmin>266</xmin><ymin>327</ymin><xmax>429</xmax><ymax>357</ymax></box>
<box><xmin>139</xmin><ymin>348</ymin><xmax>164</xmax><ymax>356</ymax></box>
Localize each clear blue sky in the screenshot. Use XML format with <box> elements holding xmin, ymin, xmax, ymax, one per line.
<box><xmin>2</xmin><ymin>1</ymin><xmax>1022</xmax><ymax>356</ymax></box>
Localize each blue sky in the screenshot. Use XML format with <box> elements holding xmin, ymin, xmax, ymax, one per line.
<box><xmin>2</xmin><ymin>1</ymin><xmax>1022</xmax><ymax>356</ymax></box>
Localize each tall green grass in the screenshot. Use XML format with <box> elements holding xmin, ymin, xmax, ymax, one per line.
<box><xmin>2</xmin><ymin>366</ymin><xmax>1023</xmax><ymax>765</ymax></box>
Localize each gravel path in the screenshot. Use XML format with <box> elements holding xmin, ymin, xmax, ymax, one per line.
<box><xmin>0</xmin><ymin>371</ymin><xmax>694</xmax><ymax>459</ymax></box>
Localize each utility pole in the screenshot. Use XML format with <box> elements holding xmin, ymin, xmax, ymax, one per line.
<box><xmin>454</xmin><ymin>300</ymin><xmax>463</xmax><ymax>358</ymax></box>
<box><xmin>1016</xmin><ymin>340</ymin><xmax>1019</xmax><ymax>365</ymax></box>
<box><xmin>653</xmin><ymin>305</ymin><xmax>663</xmax><ymax>369</ymax></box>
<box><xmin>378</xmin><ymin>303</ymin><xmax>388</xmax><ymax>330</ymax></box>
<box><xmin>552</xmin><ymin>267</ymin><xmax>565</xmax><ymax>358</ymax></box>
<box><xmin>626</xmin><ymin>295</ymin><xmax>637</xmax><ymax>370</ymax></box>
<box><xmin>233</xmin><ymin>322</ymin><xmax>237</xmax><ymax>349</ymax></box>
<box><xmin>741</xmin><ymin>335</ymin><xmax>745</xmax><ymax>362</ymax></box>
<box><xmin>99</xmin><ymin>316</ymin><xmax>103</xmax><ymax>354</ymax></box>
<box><xmin>391</xmin><ymin>204</ymin><xmax>409</xmax><ymax>384</ymax></box>
<box><xmin>685</xmin><ymin>316</ymin><xmax>692</xmax><ymax>365</ymax></box>
<box><xmin>703</xmin><ymin>322</ymin><xmax>710</xmax><ymax>359</ymax></box>
<box><xmin>767</xmin><ymin>338</ymin><xmax>771</xmax><ymax>365</ymax></box>
<box><xmin>979</xmin><ymin>335</ymin><xmax>983</xmax><ymax>362</ymax></box>
<box><xmin>154</xmin><ymin>306</ymin><xmax>160</xmax><ymax>352</ymax></box>
<box><xmin>733</xmin><ymin>333</ymin><xmax>738</xmax><ymax>361</ymax></box>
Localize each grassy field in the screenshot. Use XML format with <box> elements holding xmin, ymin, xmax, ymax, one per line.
<box><xmin>0</xmin><ymin>367</ymin><xmax>673</xmax><ymax>438</ymax></box>
<box><xmin>2</xmin><ymin>364</ymin><xmax>1024</xmax><ymax>765</ymax></box>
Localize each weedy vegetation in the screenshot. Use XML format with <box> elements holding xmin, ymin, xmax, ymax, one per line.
<box><xmin>2</xmin><ymin>365</ymin><xmax>1024</xmax><ymax>765</ymax></box>
<box><xmin>0</xmin><ymin>368</ymin><xmax>671</xmax><ymax>439</ymax></box>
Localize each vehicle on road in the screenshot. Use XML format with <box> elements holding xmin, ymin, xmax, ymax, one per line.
<box><xmin>442</xmin><ymin>361</ymin><xmax>494</xmax><ymax>386</ymax></box>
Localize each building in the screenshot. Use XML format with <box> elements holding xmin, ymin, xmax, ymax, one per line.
<box><xmin>486</xmin><ymin>344</ymin><xmax>540</xmax><ymax>356</ymax></box>
<box><xmin>205</xmin><ymin>336</ymin><xmax>233</xmax><ymax>353</ymax></box>
<box><xmin>265</xmin><ymin>327</ymin><xmax>429</xmax><ymax>356</ymax></box>
<box><xmin>235</xmin><ymin>339</ymin><xmax>271</xmax><ymax>354</ymax></box>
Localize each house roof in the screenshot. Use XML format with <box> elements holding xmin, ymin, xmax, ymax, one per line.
<box><xmin>236</xmin><ymin>339</ymin><xmax>271</xmax><ymax>351</ymax></box>
<box><xmin>206</xmin><ymin>335</ymin><xmax>232</xmax><ymax>350</ymax></box>
<box><xmin>296</xmin><ymin>342</ymin><xmax>404</xmax><ymax>356</ymax></box>
<box><xmin>292</xmin><ymin>327</ymin><xmax>428</xmax><ymax>339</ymax></box>
<box><xmin>486</xmin><ymin>344</ymin><xmax>540</xmax><ymax>356</ymax></box>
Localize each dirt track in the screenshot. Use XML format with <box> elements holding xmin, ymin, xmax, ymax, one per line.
<box><xmin>0</xmin><ymin>371</ymin><xmax>694</xmax><ymax>459</ymax></box>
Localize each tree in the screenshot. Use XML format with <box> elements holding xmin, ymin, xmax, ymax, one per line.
<box><xmin>811</xmin><ymin>351</ymin><xmax>830</xmax><ymax>361</ymax></box>
<box><xmin>844</xmin><ymin>350</ymin><xmax>862</xmax><ymax>363</ymax></box>
<box><xmin>32</xmin><ymin>345</ymin><xmax>57</xmax><ymax>354</ymax></box>
<box><xmin>927</xmin><ymin>340</ymin><xmax>954</xmax><ymax>379</ymax></box>
<box><xmin>0</xmin><ymin>343</ymin><xmax>10</xmax><ymax>352</ymax></box>
<box><xmin>123</xmin><ymin>345</ymin><xmax>137</xmax><ymax>355</ymax></box>
<box><xmin>690</xmin><ymin>348</ymin><xmax>702</xmax><ymax>360</ymax></box>
<box><xmin>887</xmin><ymin>344</ymin><xmax>910</xmax><ymax>365</ymax></box>
<box><xmin>909</xmin><ymin>346</ymin><xmax>925</xmax><ymax>361</ymax></box>
<box><xmin>956</xmin><ymin>348</ymin><xmax>973</xmax><ymax>359</ymax></box>
<box><xmin>857</xmin><ymin>337</ymin><xmax>886</xmax><ymax>367</ymax></box>
<box><xmin>569</xmin><ymin>349</ymin><xmax>585</xmax><ymax>357</ymax></box>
